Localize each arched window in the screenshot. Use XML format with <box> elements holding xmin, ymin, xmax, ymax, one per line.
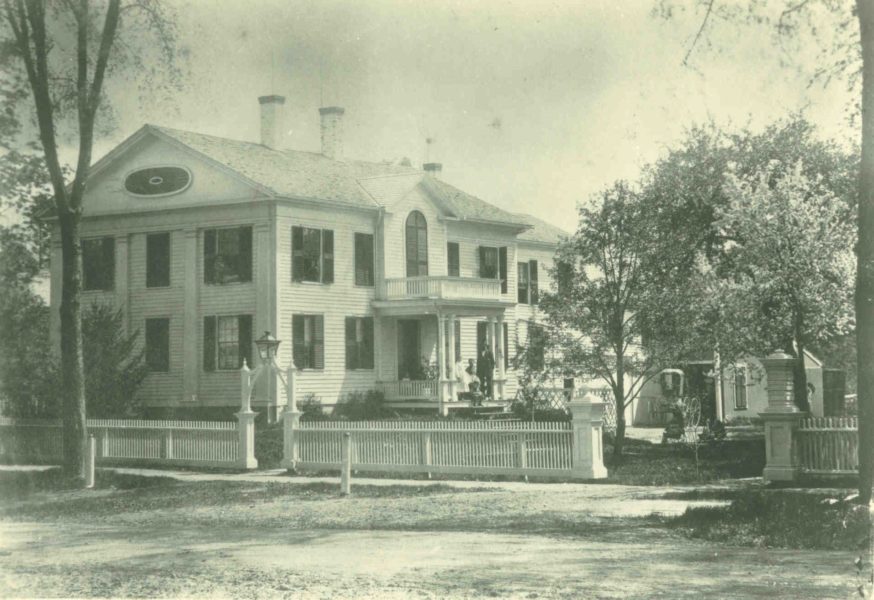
<box><xmin>405</xmin><ymin>210</ymin><xmax>428</xmax><ymax>276</ymax></box>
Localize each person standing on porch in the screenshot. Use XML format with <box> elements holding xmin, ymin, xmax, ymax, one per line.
<box><xmin>478</xmin><ymin>343</ymin><xmax>495</xmax><ymax>399</ymax></box>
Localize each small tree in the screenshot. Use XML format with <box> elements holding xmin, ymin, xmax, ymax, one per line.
<box><xmin>81</xmin><ymin>303</ymin><xmax>147</xmax><ymax>418</ymax></box>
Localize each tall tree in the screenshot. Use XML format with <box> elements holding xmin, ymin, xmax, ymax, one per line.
<box><xmin>540</xmin><ymin>182</ymin><xmax>702</xmax><ymax>459</ymax></box>
<box><xmin>657</xmin><ymin>0</ymin><xmax>873</xmax><ymax>504</ymax></box>
<box><xmin>1</xmin><ymin>0</ymin><xmax>180</xmax><ymax>480</ymax></box>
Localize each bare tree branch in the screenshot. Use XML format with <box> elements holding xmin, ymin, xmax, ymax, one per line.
<box><xmin>682</xmin><ymin>0</ymin><xmax>715</xmax><ymax>67</ymax></box>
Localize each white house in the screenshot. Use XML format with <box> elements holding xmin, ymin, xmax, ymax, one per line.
<box><xmin>50</xmin><ymin>96</ymin><xmax>567</xmax><ymax>419</ymax></box>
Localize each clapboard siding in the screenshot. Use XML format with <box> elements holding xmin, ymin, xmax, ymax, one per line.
<box><xmin>446</xmin><ymin>221</ymin><xmax>518</xmax><ymax>303</ymax></box>
<box><xmin>276</xmin><ymin>204</ymin><xmax>379</xmax><ymax>403</ymax></box>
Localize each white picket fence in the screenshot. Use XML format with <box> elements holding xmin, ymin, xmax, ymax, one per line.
<box><xmin>796</xmin><ymin>416</ymin><xmax>859</xmax><ymax>476</ymax></box>
<box><xmin>0</xmin><ymin>417</ymin><xmax>239</xmax><ymax>468</ymax></box>
<box><xmin>287</xmin><ymin>418</ymin><xmax>594</xmax><ymax>478</ymax></box>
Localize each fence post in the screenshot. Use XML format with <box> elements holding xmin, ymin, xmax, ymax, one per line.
<box><xmin>234</xmin><ymin>410</ymin><xmax>259</xmax><ymax>470</ymax></box>
<box><xmin>280</xmin><ymin>404</ymin><xmax>301</xmax><ymax>471</ymax></box>
<box><xmin>340</xmin><ymin>432</ymin><xmax>352</xmax><ymax>496</ymax></box>
<box><xmin>84</xmin><ymin>435</ymin><xmax>96</xmax><ymax>489</ymax></box>
<box><xmin>162</xmin><ymin>428</ymin><xmax>174</xmax><ymax>460</ymax></box>
<box><xmin>759</xmin><ymin>350</ymin><xmax>806</xmax><ymax>482</ymax></box>
<box><xmin>516</xmin><ymin>433</ymin><xmax>528</xmax><ymax>470</ymax></box>
<box><xmin>568</xmin><ymin>389</ymin><xmax>608</xmax><ymax>479</ymax></box>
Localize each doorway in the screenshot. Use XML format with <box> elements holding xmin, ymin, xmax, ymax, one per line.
<box><xmin>397</xmin><ymin>319</ymin><xmax>421</xmax><ymax>379</ymax></box>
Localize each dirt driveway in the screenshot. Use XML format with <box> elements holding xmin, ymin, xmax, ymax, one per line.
<box><xmin>0</xmin><ymin>469</ymin><xmax>859</xmax><ymax>598</ymax></box>
<box><xmin>0</xmin><ymin>520</ymin><xmax>856</xmax><ymax>599</ymax></box>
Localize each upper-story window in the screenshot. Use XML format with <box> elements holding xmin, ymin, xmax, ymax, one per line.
<box><xmin>405</xmin><ymin>211</ymin><xmax>428</xmax><ymax>277</ymax></box>
<box><xmin>83</xmin><ymin>237</ymin><xmax>115</xmax><ymax>291</ymax></box>
<box><xmin>354</xmin><ymin>233</ymin><xmax>374</xmax><ymax>287</ymax></box>
<box><xmin>204</xmin><ymin>226</ymin><xmax>252</xmax><ymax>285</ymax></box>
<box><xmin>447</xmin><ymin>242</ymin><xmax>460</xmax><ymax>277</ymax></box>
<box><xmin>517</xmin><ymin>260</ymin><xmax>539</xmax><ymax>304</ymax></box>
<box><xmin>292</xmin><ymin>226</ymin><xmax>334</xmax><ymax>284</ymax></box>
<box><xmin>479</xmin><ymin>246</ymin><xmax>507</xmax><ymax>293</ymax></box>
<box><xmin>146</xmin><ymin>232</ymin><xmax>171</xmax><ymax>288</ymax></box>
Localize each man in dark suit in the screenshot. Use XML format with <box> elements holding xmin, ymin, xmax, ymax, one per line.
<box><xmin>478</xmin><ymin>343</ymin><xmax>495</xmax><ymax>399</ymax></box>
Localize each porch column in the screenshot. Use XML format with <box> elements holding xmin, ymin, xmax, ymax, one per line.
<box><xmin>494</xmin><ymin>313</ymin><xmax>505</xmax><ymax>400</ymax></box>
<box><xmin>436</xmin><ymin>314</ymin><xmax>448</xmax><ymax>416</ymax></box>
<box><xmin>182</xmin><ymin>228</ymin><xmax>199</xmax><ymax>404</ymax></box>
<box><xmin>487</xmin><ymin>316</ymin><xmax>496</xmax><ymax>399</ymax></box>
<box><xmin>447</xmin><ymin>314</ymin><xmax>457</xmax><ymax>402</ymax></box>
<box><xmin>373</xmin><ymin>314</ymin><xmax>383</xmax><ymax>382</ymax></box>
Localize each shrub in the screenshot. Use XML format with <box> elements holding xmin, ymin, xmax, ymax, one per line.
<box><xmin>298</xmin><ymin>393</ymin><xmax>324</xmax><ymax>421</ymax></box>
<box><xmin>333</xmin><ymin>390</ymin><xmax>392</xmax><ymax>420</ymax></box>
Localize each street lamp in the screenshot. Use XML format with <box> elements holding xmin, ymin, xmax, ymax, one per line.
<box><xmin>242</xmin><ymin>331</ymin><xmax>297</xmax><ymax>418</ymax></box>
<box><xmin>255</xmin><ymin>331</ymin><xmax>281</xmax><ymax>362</ymax></box>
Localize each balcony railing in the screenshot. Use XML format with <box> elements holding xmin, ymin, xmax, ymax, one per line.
<box><xmin>379</xmin><ymin>276</ymin><xmax>501</xmax><ymax>301</ymax></box>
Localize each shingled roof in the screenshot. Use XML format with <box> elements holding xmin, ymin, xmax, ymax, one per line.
<box><xmin>515</xmin><ymin>212</ymin><xmax>570</xmax><ymax>245</ymax></box>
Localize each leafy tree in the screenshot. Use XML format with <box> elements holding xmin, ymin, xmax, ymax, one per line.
<box><xmin>715</xmin><ymin>164</ymin><xmax>856</xmax><ymax>410</ymax></box>
<box><xmin>540</xmin><ymin>182</ymin><xmax>702</xmax><ymax>459</ymax></box>
<box><xmin>656</xmin><ymin>0</ymin><xmax>873</xmax><ymax>515</ymax></box>
<box><xmin>1</xmin><ymin>0</ymin><xmax>181</xmax><ymax>480</ymax></box>
<box><xmin>638</xmin><ymin>118</ymin><xmax>858</xmax><ymax>411</ymax></box>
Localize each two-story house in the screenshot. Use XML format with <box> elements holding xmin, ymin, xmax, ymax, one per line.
<box><xmin>49</xmin><ymin>96</ymin><xmax>567</xmax><ymax>419</ymax></box>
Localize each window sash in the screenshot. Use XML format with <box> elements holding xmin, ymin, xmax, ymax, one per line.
<box><xmin>217</xmin><ymin>316</ymin><xmax>240</xmax><ymax>370</ymax></box>
<box><xmin>146</xmin><ymin>233</ymin><xmax>171</xmax><ymax>288</ymax></box>
<box><xmin>145</xmin><ymin>318</ymin><xmax>170</xmax><ymax>372</ymax></box>
<box><xmin>345</xmin><ymin>316</ymin><xmax>374</xmax><ymax>370</ymax></box>
<box><xmin>83</xmin><ymin>237</ymin><xmax>115</xmax><ymax>291</ymax></box>
<box><xmin>447</xmin><ymin>242</ymin><xmax>460</xmax><ymax>277</ymax></box>
<box><xmin>355</xmin><ymin>233</ymin><xmax>374</xmax><ymax>286</ymax></box>
<box><xmin>293</xmin><ymin>314</ymin><xmax>324</xmax><ymax>369</ymax></box>
<box><xmin>405</xmin><ymin>211</ymin><xmax>428</xmax><ymax>277</ymax></box>
<box><xmin>205</xmin><ymin>226</ymin><xmax>252</xmax><ymax>285</ymax></box>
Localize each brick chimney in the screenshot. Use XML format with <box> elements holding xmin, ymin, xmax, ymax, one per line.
<box><xmin>258</xmin><ymin>95</ymin><xmax>285</xmax><ymax>149</ymax></box>
<box><xmin>319</xmin><ymin>106</ymin><xmax>345</xmax><ymax>160</ymax></box>
<box><xmin>423</xmin><ymin>162</ymin><xmax>442</xmax><ymax>178</ymax></box>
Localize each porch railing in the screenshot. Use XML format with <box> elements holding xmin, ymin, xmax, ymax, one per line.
<box><xmin>380</xmin><ymin>276</ymin><xmax>501</xmax><ymax>301</ymax></box>
<box><xmin>379</xmin><ymin>380</ymin><xmax>438</xmax><ymax>401</ymax></box>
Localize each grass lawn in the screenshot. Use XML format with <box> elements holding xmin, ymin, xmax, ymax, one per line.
<box><xmin>603</xmin><ymin>436</ymin><xmax>765</xmax><ymax>485</ymax></box>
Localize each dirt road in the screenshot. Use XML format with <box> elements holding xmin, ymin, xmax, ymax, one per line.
<box><xmin>0</xmin><ymin>519</ymin><xmax>856</xmax><ymax>598</ymax></box>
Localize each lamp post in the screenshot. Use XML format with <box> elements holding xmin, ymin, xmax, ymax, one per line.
<box><xmin>245</xmin><ymin>331</ymin><xmax>297</xmax><ymax>415</ymax></box>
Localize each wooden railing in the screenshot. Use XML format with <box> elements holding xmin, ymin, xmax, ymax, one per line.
<box><xmin>797</xmin><ymin>416</ymin><xmax>858</xmax><ymax>475</ymax></box>
<box><xmin>0</xmin><ymin>417</ymin><xmax>239</xmax><ymax>468</ymax></box>
<box><xmin>380</xmin><ymin>276</ymin><xmax>501</xmax><ymax>301</ymax></box>
<box><xmin>379</xmin><ymin>380</ymin><xmax>438</xmax><ymax>401</ymax></box>
<box><xmin>295</xmin><ymin>420</ymin><xmax>575</xmax><ymax>477</ymax></box>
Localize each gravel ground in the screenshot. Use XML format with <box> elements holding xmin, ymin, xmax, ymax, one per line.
<box><xmin>0</xmin><ymin>468</ymin><xmax>859</xmax><ymax>599</ymax></box>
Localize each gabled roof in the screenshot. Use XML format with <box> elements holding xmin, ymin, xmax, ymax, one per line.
<box><xmin>515</xmin><ymin>212</ymin><xmax>570</xmax><ymax>245</ymax></box>
<box><xmin>420</xmin><ymin>177</ymin><xmax>530</xmax><ymax>227</ymax></box>
<box><xmin>150</xmin><ymin>126</ymin><xmax>415</xmax><ymax>209</ymax></box>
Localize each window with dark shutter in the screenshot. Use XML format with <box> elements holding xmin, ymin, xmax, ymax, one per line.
<box><xmin>145</xmin><ymin>318</ymin><xmax>170</xmax><ymax>372</ymax></box>
<box><xmin>294</xmin><ymin>314</ymin><xmax>325</xmax><ymax>369</ymax></box>
<box><xmin>292</xmin><ymin>226</ymin><xmax>304</xmax><ymax>282</ymax></box>
<box><xmin>478</xmin><ymin>246</ymin><xmax>498</xmax><ymax>280</ymax></box>
<box><xmin>292</xmin><ymin>226</ymin><xmax>334</xmax><ymax>284</ymax></box>
<box><xmin>345</xmin><ymin>316</ymin><xmax>374</xmax><ymax>369</ymax></box>
<box><xmin>83</xmin><ymin>237</ymin><xmax>115</xmax><ymax>291</ymax></box>
<box><xmin>529</xmin><ymin>260</ymin><xmax>539</xmax><ymax>304</ymax></box>
<box><xmin>203</xmin><ymin>226</ymin><xmax>252</xmax><ymax>284</ymax></box>
<box><xmin>238</xmin><ymin>314</ymin><xmax>253</xmax><ymax>369</ymax></box>
<box><xmin>146</xmin><ymin>233</ymin><xmax>171</xmax><ymax>288</ymax></box>
<box><xmin>355</xmin><ymin>233</ymin><xmax>374</xmax><ymax>286</ymax></box>
<box><xmin>203</xmin><ymin>316</ymin><xmax>216</xmax><ymax>372</ymax></box>
<box><xmin>322</xmin><ymin>230</ymin><xmax>334</xmax><ymax>284</ymax></box>
<box><xmin>518</xmin><ymin>262</ymin><xmax>530</xmax><ymax>304</ymax></box>
<box><xmin>499</xmin><ymin>247</ymin><xmax>507</xmax><ymax>293</ymax></box>
<box><xmin>447</xmin><ymin>242</ymin><xmax>459</xmax><ymax>277</ymax></box>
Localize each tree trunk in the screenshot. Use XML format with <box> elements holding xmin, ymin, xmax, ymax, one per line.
<box><xmin>58</xmin><ymin>213</ymin><xmax>86</xmax><ymax>479</ymax></box>
<box><xmin>857</xmin><ymin>0</ymin><xmax>874</xmax><ymax>505</ymax></box>
<box><xmin>612</xmin><ymin>352</ymin><xmax>626</xmax><ymax>461</ymax></box>
<box><xmin>792</xmin><ymin>314</ymin><xmax>810</xmax><ymax>412</ymax></box>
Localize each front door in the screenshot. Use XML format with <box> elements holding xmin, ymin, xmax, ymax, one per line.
<box><xmin>397</xmin><ymin>319</ymin><xmax>421</xmax><ymax>379</ymax></box>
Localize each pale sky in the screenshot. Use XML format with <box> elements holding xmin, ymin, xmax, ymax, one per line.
<box><xmin>87</xmin><ymin>0</ymin><xmax>856</xmax><ymax>231</ymax></box>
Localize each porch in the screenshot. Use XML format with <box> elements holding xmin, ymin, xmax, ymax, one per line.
<box><xmin>372</xmin><ymin>279</ymin><xmax>515</xmax><ymax>415</ymax></box>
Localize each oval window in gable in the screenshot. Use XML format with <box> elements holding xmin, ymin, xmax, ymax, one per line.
<box><xmin>124</xmin><ymin>166</ymin><xmax>191</xmax><ymax>196</ymax></box>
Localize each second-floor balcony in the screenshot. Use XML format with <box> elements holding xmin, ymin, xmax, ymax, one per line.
<box><xmin>378</xmin><ymin>276</ymin><xmax>502</xmax><ymax>302</ymax></box>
